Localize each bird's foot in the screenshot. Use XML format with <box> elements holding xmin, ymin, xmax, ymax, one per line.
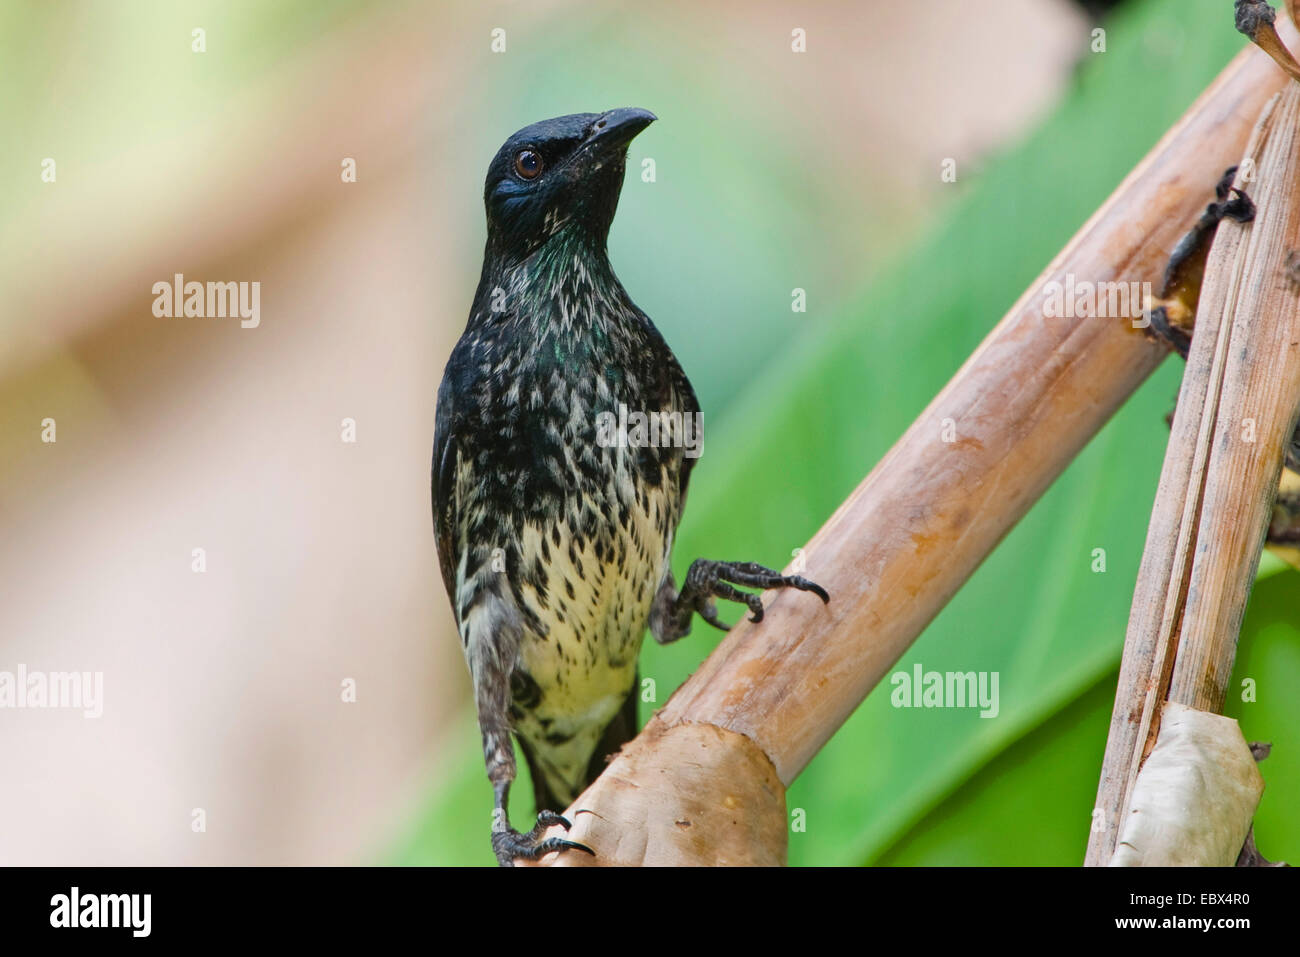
<box><xmin>492</xmin><ymin>809</ymin><xmax>594</xmax><ymax>867</ymax></box>
<box><xmin>680</xmin><ymin>558</ymin><xmax>829</xmax><ymax>631</ymax></box>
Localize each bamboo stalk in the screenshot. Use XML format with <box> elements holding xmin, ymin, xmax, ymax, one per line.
<box><xmin>531</xmin><ymin>27</ymin><xmax>1298</xmax><ymax>866</ymax></box>
<box><xmin>1086</xmin><ymin>104</ymin><xmax>1274</xmax><ymax>866</ymax></box>
<box><xmin>1089</xmin><ymin>59</ymin><xmax>1300</xmax><ymax>872</ymax></box>
<box><xmin>1168</xmin><ymin>90</ymin><xmax>1300</xmax><ymax>710</ymax></box>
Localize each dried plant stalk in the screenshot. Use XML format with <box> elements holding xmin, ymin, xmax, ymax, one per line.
<box><xmin>1170</xmin><ymin>94</ymin><xmax>1300</xmax><ymax>708</ymax></box>
<box><xmin>1239</xmin><ymin>0</ymin><xmax>1300</xmax><ymax>82</ymax></box>
<box><xmin>1087</xmin><ymin>85</ymin><xmax>1300</xmax><ymax>866</ymax></box>
<box><xmin>532</xmin><ymin>28</ymin><xmax>1299</xmax><ymax>866</ymax></box>
<box><xmin>533</xmin><ymin>723</ymin><xmax>788</xmax><ymax>866</ymax></box>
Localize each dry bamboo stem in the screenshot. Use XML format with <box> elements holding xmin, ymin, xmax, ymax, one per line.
<box><xmin>1088</xmin><ymin>86</ymin><xmax>1300</xmax><ymax>870</ymax></box>
<box><xmin>1085</xmin><ymin>104</ymin><xmax>1270</xmax><ymax>867</ymax></box>
<box><xmin>532</xmin><ymin>28</ymin><xmax>1298</xmax><ymax>866</ymax></box>
<box><xmin>1169</xmin><ymin>95</ymin><xmax>1300</xmax><ymax>709</ymax></box>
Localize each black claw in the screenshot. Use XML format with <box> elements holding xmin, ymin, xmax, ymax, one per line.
<box><xmin>1221</xmin><ymin>188</ymin><xmax>1256</xmax><ymax>224</ymax></box>
<box><xmin>786</xmin><ymin>576</ymin><xmax>831</xmax><ymax>603</ymax></box>
<box><xmin>678</xmin><ymin>558</ymin><xmax>829</xmax><ymax>632</ymax></box>
<box><xmin>700</xmin><ymin>606</ymin><xmax>731</xmax><ymax>631</ymax></box>
<box><xmin>1211</xmin><ymin>168</ymin><xmax>1254</xmax><ymax>221</ymax></box>
<box><xmin>538</xmin><ymin>837</ymin><xmax>596</xmax><ymax>857</ymax></box>
<box><xmin>533</xmin><ymin>810</ymin><xmax>572</xmax><ymax>832</ymax></box>
<box><xmin>493</xmin><ymin>812</ymin><xmax>593</xmax><ymax>866</ymax></box>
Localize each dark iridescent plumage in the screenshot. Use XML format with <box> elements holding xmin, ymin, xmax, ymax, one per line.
<box><xmin>433</xmin><ymin>109</ymin><xmax>828</xmax><ymax>865</ymax></box>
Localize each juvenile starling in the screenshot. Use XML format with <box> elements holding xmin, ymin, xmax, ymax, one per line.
<box><xmin>432</xmin><ymin>108</ymin><xmax>829</xmax><ymax>866</ymax></box>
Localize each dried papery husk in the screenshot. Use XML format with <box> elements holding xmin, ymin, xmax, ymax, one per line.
<box><xmin>1110</xmin><ymin>704</ymin><xmax>1264</xmax><ymax>867</ymax></box>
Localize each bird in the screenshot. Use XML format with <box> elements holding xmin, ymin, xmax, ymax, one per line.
<box><xmin>431</xmin><ymin>108</ymin><xmax>830</xmax><ymax>866</ymax></box>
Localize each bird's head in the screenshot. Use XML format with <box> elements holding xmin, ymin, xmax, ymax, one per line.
<box><xmin>482</xmin><ymin>108</ymin><xmax>656</xmax><ymax>263</ymax></box>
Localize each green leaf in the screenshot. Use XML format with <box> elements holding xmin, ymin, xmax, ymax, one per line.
<box><xmin>873</xmin><ymin>571</ymin><xmax>1299</xmax><ymax>865</ymax></box>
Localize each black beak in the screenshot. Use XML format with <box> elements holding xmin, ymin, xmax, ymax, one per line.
<box><xmin>585</xmin><ymin>107</ymin><xmax>656</xmax><ymax>153</ymax></box>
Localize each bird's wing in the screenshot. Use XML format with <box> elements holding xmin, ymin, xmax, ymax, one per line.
<box><xmin>431</xmin><ymin>371</ymin><xmax>461</xmax><ymax>611</ymax></box>
<box><xmin>666</xmin><ymin>342</ymin><xmax>702</xmax><ymax>504</ymax></box>
<box><xmin>633</xmin><ymin>305</ymin><xmax>703</xmax><ymax>504</ymax></box>
<box><xmin>675</xmin><ymin>377</ymin><xmax>701</xmax><ymax>503</ymax></box>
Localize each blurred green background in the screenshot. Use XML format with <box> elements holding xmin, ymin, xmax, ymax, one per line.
<box><xmin>0</xmin><ymin>0</ymin><xmax>1293</xmax><ymax>866</ymax></box>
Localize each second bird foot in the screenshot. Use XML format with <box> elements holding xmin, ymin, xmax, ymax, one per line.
<box><xmin>684</xmin><ymin>558</ymin><xmax>830</xmax><ymax>630</ymax></box>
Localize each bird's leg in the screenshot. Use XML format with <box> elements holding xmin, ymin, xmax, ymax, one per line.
<box><xmin>649</xmin><ymin>559</ymin><xmax>829</xmax><ymax>644</ymax></box>
<box><xmin>474</xmin><ymin>658</ymin><xmax>593</xmax><ymax>866</ymax></box>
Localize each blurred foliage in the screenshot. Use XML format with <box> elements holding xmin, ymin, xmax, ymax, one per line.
<box><xmin>0</xmin><ymin>0</ymin><xmax>365</xmax><ymax>339</ymax></box>
<box><xmin>400</xmin><ymin>0</ymin><xmax>1298</xmax><ymax>865</ymax></box>
<box><xmin>875</xmin><ymin>575</ymin><xmax>1299</xmax><ymax>865</ymax></box>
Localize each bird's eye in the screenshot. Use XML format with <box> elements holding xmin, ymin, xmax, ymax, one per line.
<box><xmin>514</xmin><ymin>149</ymin><xmax>543</xmax><ymax>180</ymax></box>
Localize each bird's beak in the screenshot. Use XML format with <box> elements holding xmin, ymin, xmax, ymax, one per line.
<box><xmin>585</xmin><ymin>107</ymin><xmax>657</xmax><ymax>154</ymax></box>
